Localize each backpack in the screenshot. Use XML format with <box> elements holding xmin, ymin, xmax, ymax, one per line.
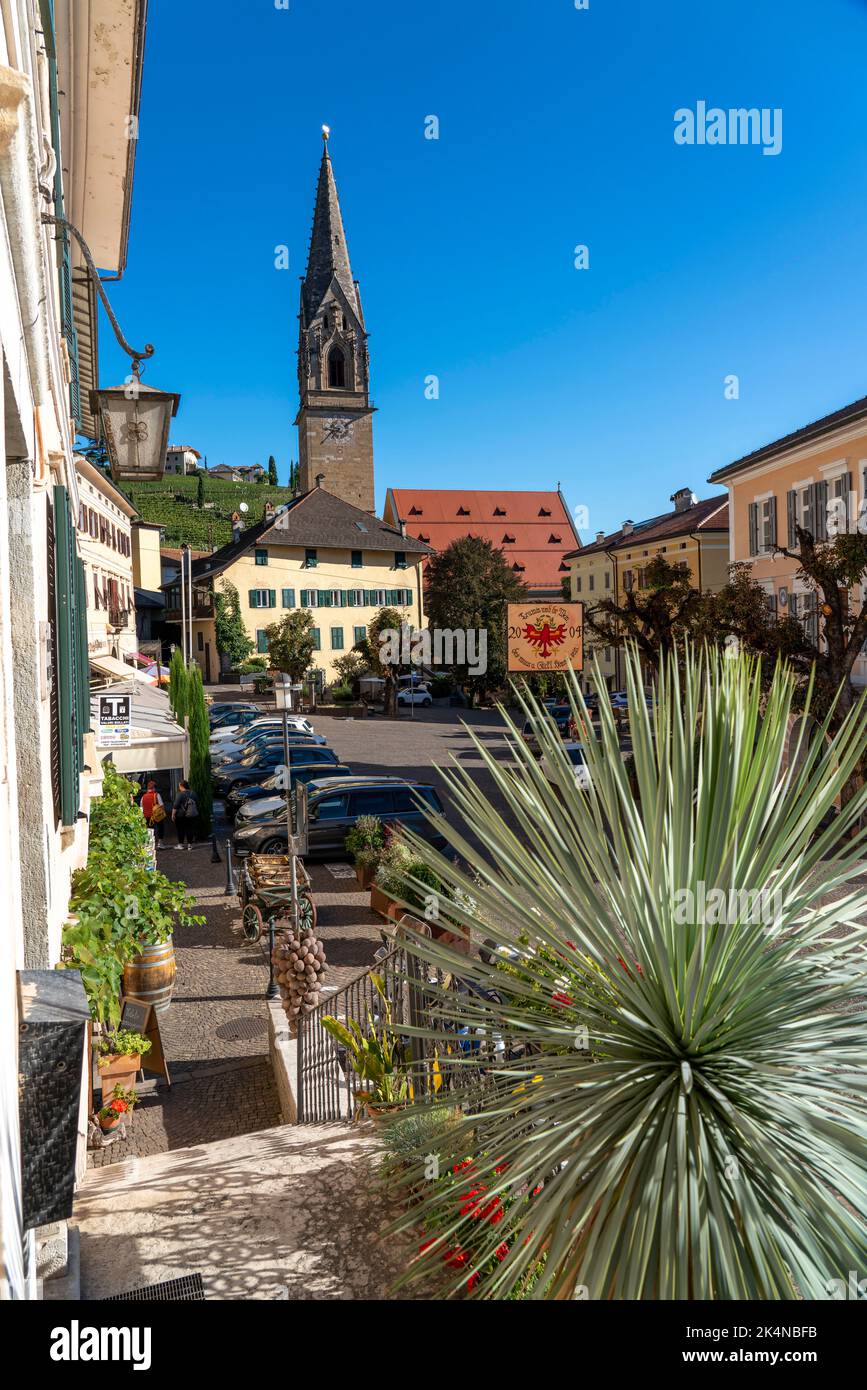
<box><xmin>150</xmin><ymin>801</ymin><xmax>166</xmax><ymax>824</ymax></box>
<box><xmin>180</xmin><ymin>792</ymin><xmax>199</xmax><ymax>819</ymax></box>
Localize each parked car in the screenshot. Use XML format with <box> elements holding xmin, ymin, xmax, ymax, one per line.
<box><xmin>212</xmin><ymin>728</ymin><xmax>327</xmax><ymax>761</ymax></box>
<box><xmin>209</xmin><ymin>703</ymin><xmax>261</xmax><ymax>729</ymax></box>
<box><xmin>542</xmin><ymin>742</ymin><xmax>592</xmax><ymax>790</ymax></box>
<box><xmin>396</xmin><ymin>687</ymin><xmax>432</xmax><ymax>708</ymax></box>
<box><xmin>214</xmin><ymin>744</ymin><xmax>340</xmax><ymax>797</ymax></box>
<box><xmin>210</xmin><ymin>714</ymin><xmax>314</xmax><ymax>745</ymax></box>
<box><xmin>285</xmin><ymin>776</ymin><xmax>448</xmax><ymax>859</ymax></box>
<box><xmin>224</xmin><ymin>762</ymin><xmax>354</xmax><ymax>818</ymax></box>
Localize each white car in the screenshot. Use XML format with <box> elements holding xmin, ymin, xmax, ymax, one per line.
<box><xmin>542</xmin><ymin>742</ymin><xmax>592</xmax><ymax>790</ymax></box>
<box><xmin>210</xmin><ymin>714</ymin><xmax>313</xmax><ymax>748</ymax></box>
<box><xmin>396</xmin><ymin>686</ymin><xmax>432</xmax><ymax>708</ymax></box>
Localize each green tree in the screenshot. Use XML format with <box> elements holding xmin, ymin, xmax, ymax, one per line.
<box><xmin>196</xmin><ymin>472</ymin><xmax>205</xmax><ymax>509</ymax></box>
<box><xmin>168</xmin><ymin>646</ymin><xmax>189</xmax><ymax>723</ymax></box>
<box><xmin>213</xmin><ymin>579</ymin><xmax>254</xmax><ymax>668</ymax></box>
<box><xmin>333</xmin><ymin>648</ymin><xmax>369</xmax><ymax>699</ymax></box>
<box><xmin>289</xmin><ymin>460</ymin><xmax>299</xmax><ymax>493</ymax></box>
<box><xmin>424</xmin><ymin>536</ymin><xmax>529</xmax><ymax>705</ymax></box>
<box><xmin>266</xmin><ymin>608</ymin><xmax>317</xmax><ymax>682</ymax></box>
<box><xmin>268</xmin><ymin>455</ymin><xmax>278</xmax><ymax>486</ymax></box>
<box><xmin>354</xmin><ymin>607</ymin><xmax>405</xmax><ymax>718</ymax></box>
<box><xmin>586</xmin><ymin>555</ymin><xmax>707</xmax><ymax>673</ymax></box>
<box><xmin>187</xmin><ymin>664</ymin><xmax>213</xmax><ymax>836</ymax></box>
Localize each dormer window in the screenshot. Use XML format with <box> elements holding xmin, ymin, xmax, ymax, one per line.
<box><xmin>502</xmin><ymin>533</ymin><xmax>516</xmax><ymax>544</ymax></box>
<box><xmin>418</xmin><ymin>533</ymin><xmax>430</xmax><ymax>543</ymax></box>
<box><xmin>409</xmin><ymin>505</ymin><xmax>423</xmax><ymax>516</ymax></box>
<box><xmin>493</xmin><ymin>506</ymin><xmax>506</xmax><ymax>516</ymax></box>
<box><xmin>538</xmin><ymin>507</ymin><xmax>552</xmax><ymax>517</ymax></box>
<box><xmin>512</xmin><ymin>562</ymin><xmax>525</xmax><ymax>572</ymax></box>
<box><xmin>548</xmin><ymin>534</ymin><xmax>562</xmax><ymax>544</ymax></box>
<box><xmin>457</xmin><ymin>506</ymin><xmax>470</xmax><ymax>516</ymax></box>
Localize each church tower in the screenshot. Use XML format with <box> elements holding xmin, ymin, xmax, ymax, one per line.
<box><xmin>296</xmin><ymin>129</ymin><xmax>375</xmax><ymax>512</ymax></box>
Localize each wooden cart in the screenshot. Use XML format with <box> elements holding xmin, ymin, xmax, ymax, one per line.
<box><xmin>238</xmin><ymin>852</ymin><xmax>317</xmax><ymax>941</ymax></box>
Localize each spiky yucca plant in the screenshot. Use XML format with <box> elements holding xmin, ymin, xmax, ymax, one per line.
<box><xmin>388</xmin><ymin>644</ymin><xmax>867</xmax><ymax>1299</ymax></box>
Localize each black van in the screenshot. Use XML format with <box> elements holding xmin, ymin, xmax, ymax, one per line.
<box><xmin>232</xmin><ymin>775</ymin><xmax>448</xmax><ymax>858</ymax></box>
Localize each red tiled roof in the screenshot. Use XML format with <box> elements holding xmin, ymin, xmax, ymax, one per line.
<box><xmin>386</xmin><ymin>488</ymin><xmax>580</xmax><ymax>594</ymax></box>
<box><xmin>563</xmin><ymin>497</ymin><xmax>728</xmax><ymax>560</ymax></box>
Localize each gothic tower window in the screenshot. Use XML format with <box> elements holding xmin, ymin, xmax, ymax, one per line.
<box><xmin>328</xmin><ymin>346</ymin><xmax>346</xmax><ymax>388</ymax></box>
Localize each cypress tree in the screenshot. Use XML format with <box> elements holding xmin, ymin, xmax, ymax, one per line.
<box><xmin>187</xmin><ymin>664</ymin><xmax>213</xmax><ymax>835</ymax></box>
<box><xmin>168</xmin><ymin>646</ymin><xmax>189</xmax><ymax>722</ymax></box>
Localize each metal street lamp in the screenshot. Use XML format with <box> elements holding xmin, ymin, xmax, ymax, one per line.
<box><xmin>90</xmin><ymin>378</ymin><xmax>180</xmax><ymax>482</ymax></box>
<box><xmin>43</xmin><ymin>212</ymin><xmax>181</xmax><ymax>480</ymax></box>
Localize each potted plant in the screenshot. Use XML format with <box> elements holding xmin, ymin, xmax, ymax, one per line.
<box><xmin>371</xmin><ymin>839</ymin><xmax>442</xmax><ymax>923</ymax></box>
<box><xmin>97</xmin><ymin>1028</ymin><xmax>151</xmax><ymax>1093</ymax></box>
<box><xmin>345</xmin><ymin>815</ymin><xmax>385</xmax><ymax>889</ymax></box>
<box><xmin>320</xmin><ymin>975</ymin><xmax>412</xmax><ymax>1121</ymax></box>
<box><xmin>97</xmin><ymin>1085</ymin><xmax>138</xmax><ymax>1135</ymax></box>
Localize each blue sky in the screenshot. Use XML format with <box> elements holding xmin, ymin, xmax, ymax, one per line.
<box><xmin>101</xmin><ymin>0</ymin><xmax>867</xmax><ymax>536</ymax></box>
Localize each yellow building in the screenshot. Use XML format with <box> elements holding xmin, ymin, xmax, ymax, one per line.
<box><xmin>708</xmin><ymin>394</ymin><xmax>867</xmax><ymax>688</ymax></box>
<box><xmin>566</xmin><ymin>489</ymin><xmax>729</xmax><ymax>689</ymax></box>
<box><xmin>166</xmin><ymin>487</ymin><xmax>430</xmax><ymax>684</ymax></box>
<box><xmin>75</xmin><ymin>455</ymin><xmax>138</xmax><ymax>662</ymax></box>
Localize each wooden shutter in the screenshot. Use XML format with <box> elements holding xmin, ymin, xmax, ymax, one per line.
<box><xmin>813</xmin><ymin>481</ymin><xmax>828</xmax><ymax>541</ymax></box>
<box><xmin>52</xmin><ymin>486</ymin><xmax>87</xmax><ymax>826</ymax></box>
<box><xmin>767</xmin><ymin>496</ymin><xmax>777</xmax><ymax>549</ymax></box>
<box><xmin>748</xmin><ymin>503</ymin><xmax>759</xmax><ymax>556</ymax></box>
<box><xmin>282</xmin><ymin>588</ymin><xmax>295</xmax><ymax>608</ymax></box>
<box><xmin>268</xmin><ymin>589</ymin><xmax>276</xmax><ymax>608</ymax></box>
<box><xmin>256</xmin><ymin>629</ymin><xmax>269</xmax><ymax>654</ymax></box>
<box><xmin>786</xmin><ymin>491</ymin><xmax>797</xmax><ymax>547</ymax></box>
<box><xmin>248</xmin><ymin>589</ymin><xmax>259</xmax><ymax>608</ymax></box>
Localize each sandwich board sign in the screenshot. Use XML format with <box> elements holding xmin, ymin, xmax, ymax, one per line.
<box><xmin>98</xmin><ymin>693</ymin><xmax>131</xmax><ymax>747</ymax></box>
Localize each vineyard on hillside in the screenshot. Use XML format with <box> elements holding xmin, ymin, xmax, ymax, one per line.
<box><xmin>120</xmin><ymin>474</ymin><xmax>297</xmax><ymax>549</ymax></box>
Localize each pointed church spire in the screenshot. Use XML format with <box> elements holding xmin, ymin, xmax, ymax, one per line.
<box><xmin>302</xmin><ymin>127</ymin><xmax>358</xmax><ymax>321</ymax></box>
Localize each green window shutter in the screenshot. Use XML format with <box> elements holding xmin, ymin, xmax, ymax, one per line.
<box><xmin>249</xmin><ymin>589</ymin><xmax>259</xmax><ymax>608</ymax></box>
<box><xmin>331</xmin><ymin>627</ymin><xmax>344</xmax><ymax>651</ymax></box>
<box><xmin>268</xmin><ymin>589</ymin><xmax>276</xmax><ymax>608</ymax></box>
<box><xmin>351</xmin><ymin>550</ymin><xmax>363</xmax><ymax>568</ymax></box>
<box><xmin>256</xmin><ymin>629</ymin><xmax>269</xmax><ymax>654</ymax></box>
<box><xmin>312</xmin><ymin>627</ymin><xmax>321</xmax><ymax>651</ymax></box>
<box><xmin>74</xmin><ymin>555</ymin><xmax>91</xmax><ymax>736</ymax></box>
<box><xmin>318</xmin><ymin>590</ymin><xmax>332</xmax><ymax>608</ymax></box>
<box><xmin>255</xmin><ymin>548</ymin><xmax>268</xmax><ymax>566</ymax></box>
<box><xmin>282</xmin><ymin>588</ymin><xmax>295</xmax><ymax>608</ymax></box>
<box><xmin>354</xmin><ymin>626</ymin><xmax>367</xmax><ymax>646</ymax></box>
<box><xmin>53</xmin><ymin>485</ymin><xmax>83</xmax><ymax>826</ymax></box>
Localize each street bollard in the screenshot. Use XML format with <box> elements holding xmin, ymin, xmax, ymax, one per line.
<box><xmin>266</xmin><ymin>915</ymin><xmax>280</xmax><ymax>1001</ymax></box>
<box><xmin>224</xmin><ymin>840</ymin><xmax>236</xmax><ymax>896</ymax></box>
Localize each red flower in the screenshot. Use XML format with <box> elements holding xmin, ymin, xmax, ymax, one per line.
<box><xmin>418</xmin><ymin>1237</ymin><xmax>438</xmax><ymax>1256</ymax></box>
<box><xmin>452</xmin><ymin>1158</ymin><xmax>474</xmax><ymax>1174</ymax></box>
<box><xmin>109</xmin><ymin>1098</ymin><xmax>128</xmax><ymax>1114</ymax></box>
<box><xmin>552</xmin><ymin>991</ymin><xmax>573</xmax><ymax>1008</ymax></box>
<box><xmin>443</xmin><ymin>1246</ymin><xmax>468</xmax><ymax>1269</ymax></box>
<box><xmin>493</xmin><ymin>1160</ymin><xmax>509</xmax><ymax>1175</ymax></box>
<box><xmin>467</xmin><ymin>1272</ymin><xmax>481</xmax><ymax>1291</ymax></box>
<box><xmin>495</xmin><ymin>1243</ymin><xmax>509</xmax><ymax>1262</ymax></box>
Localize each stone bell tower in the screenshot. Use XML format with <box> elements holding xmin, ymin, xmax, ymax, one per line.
<box><xmin>295</xmin><ymin>128</ymin><xmax>375</xmax><ymax>512</ymax></box>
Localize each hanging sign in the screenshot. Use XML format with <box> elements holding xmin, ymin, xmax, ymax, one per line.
<box><xmin>98</xmin><ymin>693</ymin><xmax>131</xmax><ymax>747</ymax></box>
<box><xmin>507</xmin><ymin>602</ymin><xmax>584</xmax><ymax>673</ymax></box>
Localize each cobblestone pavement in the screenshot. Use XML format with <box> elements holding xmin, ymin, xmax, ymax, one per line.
<box><xmin>88</xmin><ymin>822</ymin><xmax>282</xmax><ymax>1168</ymax></box>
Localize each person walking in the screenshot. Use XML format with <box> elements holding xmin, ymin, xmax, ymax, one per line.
<box><xmin>172</xmin><ymin>779</ymin><xmax>199</xmax><ymax>850</ymax></box>
<box><xmin>140</xmin><ymin>779</ymin><xmax>167</xmax><ymax>847</ymax></box>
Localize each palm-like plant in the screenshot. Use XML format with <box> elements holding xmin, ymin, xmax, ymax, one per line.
<box><xmin>388</xmin><ymin>644</ymin><xmax>867</xmax><ymax>1299</ymax></box>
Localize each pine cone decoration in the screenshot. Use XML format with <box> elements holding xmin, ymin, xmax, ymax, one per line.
<box><xmin>272</xmin><ymin>924</ymin><xmax>327</xmax><ymax>1024</ymax></box>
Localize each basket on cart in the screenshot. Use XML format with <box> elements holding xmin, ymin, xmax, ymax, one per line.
<box><xmin>238</xmin><ymin>852</ymin><xmax>317</xmax><ymax>941</ymax></box>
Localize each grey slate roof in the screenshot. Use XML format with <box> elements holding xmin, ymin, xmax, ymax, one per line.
<box><xmin>708</xmin><ymin>392</ymin><xmax>867</xmax><ymax>482</ymax></box>
<box><xmin>302</xmin><ymin>143</ymin><xmax>359</xmax><ymax>321</ymax></box>
<box><xmin>190</xmin><ymin>488</ymin><xmax>430</xmax><ymax>583</ymax></box>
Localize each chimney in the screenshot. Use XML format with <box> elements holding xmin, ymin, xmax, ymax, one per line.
<box><xmin>231</xmin><ymin>510</ymin><xmax>243</xmax><ymax>542</ymax></box>
<box><xmin>399</xmin><ymin>520</ymin><xmax>407</xmax><ymax>537</ymax></box>
<box><xmin>622</xmin><ymin>520</ymin><xmax>634</xmax><ymax>536</ymax></box>
<box><xmin>263</xmin><ymin>501</ymin><xmax>275</xmax><ymax>521</ymax></box>
<box><xmin>671</xmin><ymin>487</ymin><xmax>697</xmax><ymax>514</ymax></box>
<box><xmin>596</xmin><ymin>530</ymin><xmax>605</xmax><ymax>543</ymax></box>
<box><xmin>315</xmin><ymin>473</ymin><xmax>325</xmax><ymax>489</ymax></box>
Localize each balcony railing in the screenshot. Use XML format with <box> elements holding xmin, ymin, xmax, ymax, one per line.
<box><xmin>108</xmin><ymin>606</ymin><xmax>130</xmax><ymax>630</ymax></box>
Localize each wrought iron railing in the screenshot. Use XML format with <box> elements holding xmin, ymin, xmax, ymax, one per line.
<box><xmin>297</xmin><ymin>934</ymin><xmax>516</xmax><ymax>1125</ymax></box>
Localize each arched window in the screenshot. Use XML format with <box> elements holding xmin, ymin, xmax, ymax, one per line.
<box><xmin>327</xmin><ymin>346</ymin><xmax>346</xmax><ymax>389</ymax></box>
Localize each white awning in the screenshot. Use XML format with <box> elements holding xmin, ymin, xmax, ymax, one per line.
<box><xmin>90</xmin><ymin>654</ymin><xmax>140</xmax><ymax>681</ymax></box>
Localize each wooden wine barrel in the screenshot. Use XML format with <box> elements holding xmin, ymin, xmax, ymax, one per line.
<box><xmin>123</xmin><ymin>938</ymin><xmax>177</xmax><ymax>1016</ymax></box>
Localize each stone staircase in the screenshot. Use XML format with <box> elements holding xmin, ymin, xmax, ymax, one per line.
<box><xmin>73</xmin><ymin>1121</ymin><xmax>419</xmax><ymax>1300</ymax></box>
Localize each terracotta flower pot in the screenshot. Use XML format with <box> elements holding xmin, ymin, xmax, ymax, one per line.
<box><xmin>99</xmin><ymin>1111</ymin><xmax>122</xmax><ymax>1134</ymax></box>
<box><xmin>369</xmin><ymin>883</ymin><xmax>394</xmax><ymax>920</ymax></box>
<box><xmin>355</xmin><ymin>861</ymin><xmax>376</xmax><ymax>890</ymax></box>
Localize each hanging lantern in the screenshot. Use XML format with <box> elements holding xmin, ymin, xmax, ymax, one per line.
<box><xmin>91</xmin><ymin>379</ymin><xmax>181</xmax><ymax>482</ymax></box>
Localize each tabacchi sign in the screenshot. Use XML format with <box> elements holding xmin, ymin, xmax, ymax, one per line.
<box><xmin>507</xmin><ymin>602</ymin><xmax>584</xmax><ymax>673</ymax></box>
